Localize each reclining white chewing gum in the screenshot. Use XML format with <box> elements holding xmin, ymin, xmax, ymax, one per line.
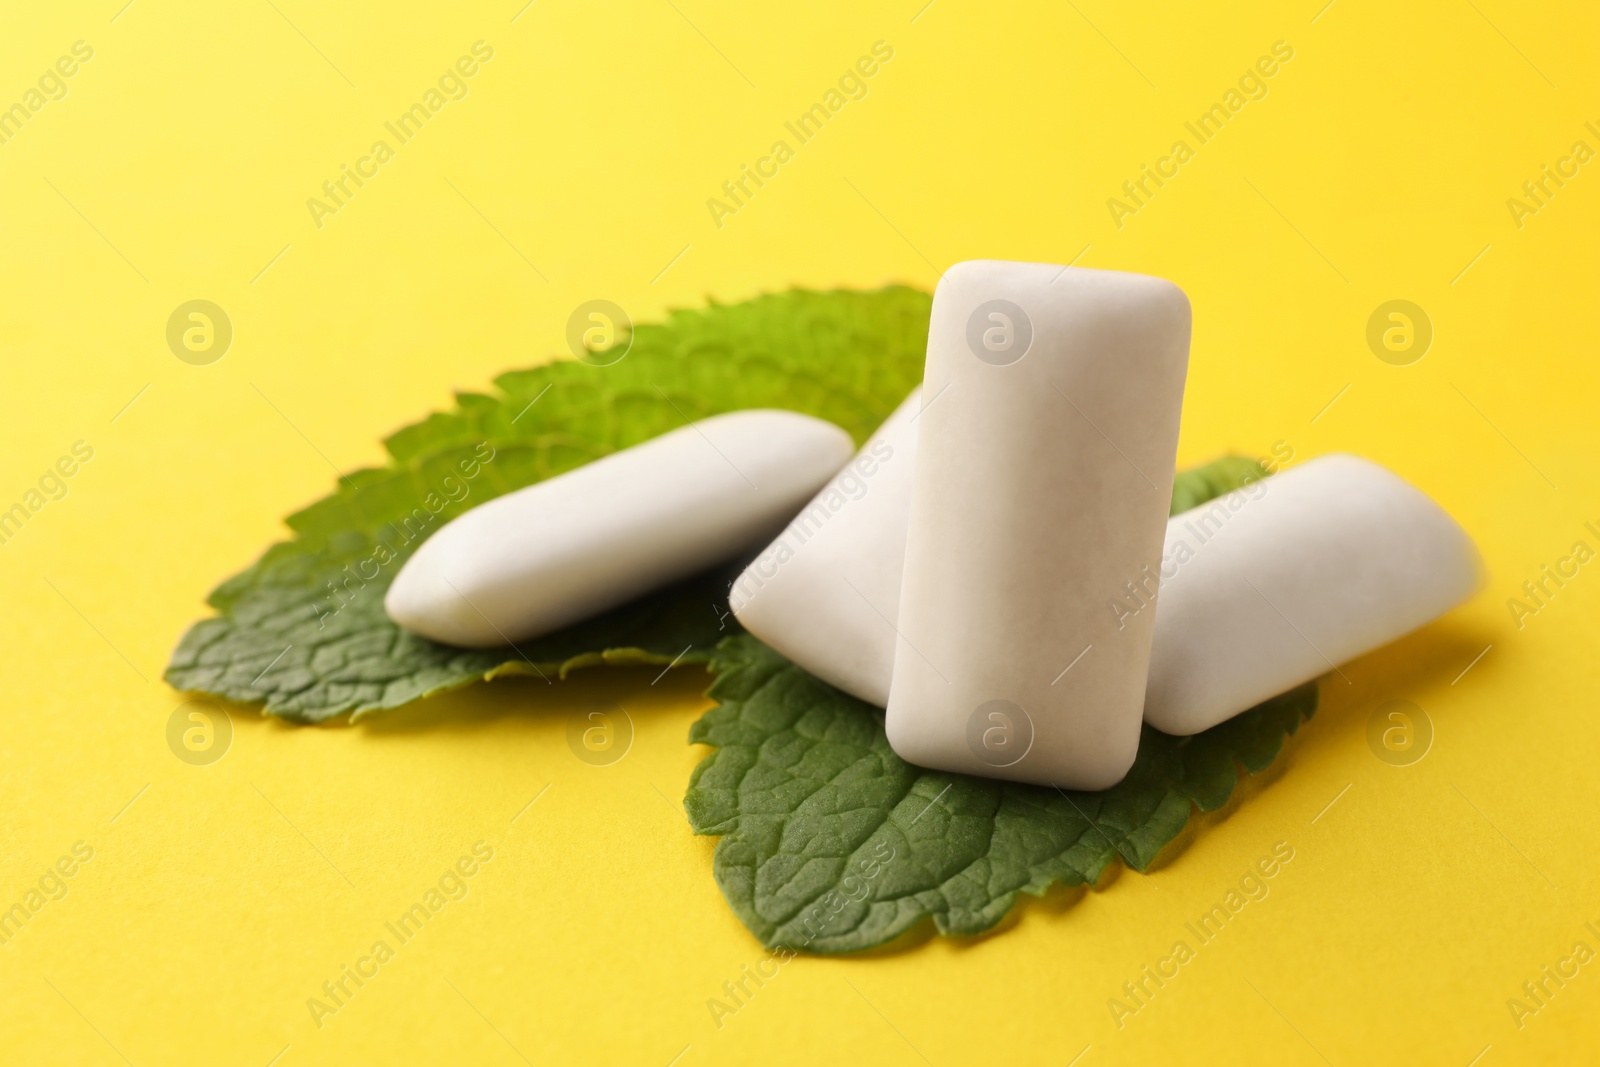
<box><xmin>1143</xmin><ymin>453</ymin><xmax>1483</xmax><ymax>735</ymax></box>
<box><xmin>385</xmin><ymin>410</ymin><xmax>854</xmax><ymax>647</ymax></box>
<box><xmin>729</xmin><ymin>388</ymin><xmax>921</xmax><ymax>703</ymax></box>
<box><xmin>886</xmin><ymin>261</ymin><xmax>1191</xmax><ymax>790</ymax></box>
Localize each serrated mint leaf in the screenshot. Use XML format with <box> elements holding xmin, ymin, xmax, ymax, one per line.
<box><xmin>685</xmin><ymin>456</ymin><xmax>1316</xmax><ymax>953</ymax></box>
<box><xmin>165</xmin><ymin>287</ymin><xmax>931</xmax><ymax>721</ymax></box>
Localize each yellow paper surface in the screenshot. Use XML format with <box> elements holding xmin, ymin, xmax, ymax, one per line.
<box><xmin>2</xmin><ymin>1</ymin><xmax>1596</xmax><ymax>1063</ymax></box>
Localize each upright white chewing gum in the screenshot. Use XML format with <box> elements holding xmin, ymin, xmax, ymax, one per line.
<box><xmin>886</xmin><ymin>261</ymin><xmax>1192</xmax><ymax>790</ymax></box>
<box><xmin>385</xmin><ymin>410</ymin><xmax>853</xmax><ymax>647</ymax></box>
<box><xmin>730</xmin><ymin>388</ymin><xmax>921</xmax><ymax>702</ymax></box>
<box><xmin>1143</xmin><ymin>454</ymin><xmax>1482</xmax><ymax>734</ymax></box>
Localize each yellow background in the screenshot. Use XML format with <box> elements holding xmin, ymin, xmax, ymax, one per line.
<box><xmin>1</xmin><ymin>0</ymin><xmax>1596</xmax><ymax>1063</ymax></box>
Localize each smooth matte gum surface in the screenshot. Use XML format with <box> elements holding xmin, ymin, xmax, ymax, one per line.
<box><xmin>1142</xmin><ymin>454</ymin><xmax>1483</xmax><ymax>734</ymax></box>
<box><xmin>885</xmin><ymin>261</ymin><xmax>1191</xmax><ymax>790</ymax></box>
<box><xmin>729</xmin><ymin>388</ymin><xmax>921</xmax><ymax>705</ymax></box>
<box><xmin>385</xmin><ymin>410</ymin><xmax>854</xmax><ymax>647</ymax></box>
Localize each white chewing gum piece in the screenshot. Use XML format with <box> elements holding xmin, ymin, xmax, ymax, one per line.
<box><xmin>384</xmin><ymin>410</ymin><xmax>854</xmax><ymax>647</ymax></box>
<box><xmin>729</xmin><ymin>388</ymin><xmax>922</xmax><ymax>705</ymax></box>
<box><xmin>1143</xmin><ymin>453</ymin><xmax>1483</xmax><ymax>735</ymax></box>
<box><xmin>885</xmin><ymin>261</ymin><xmax>1192</xmax><ymax>790</ymax></box>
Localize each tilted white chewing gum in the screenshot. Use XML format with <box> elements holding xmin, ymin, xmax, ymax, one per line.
<box><xmin>1143</xmin><ymin>453</ymin><xmax>1482</xmax><ymax>735</ymax></box>
<box><xmin>384</xmin><ymin>410</ymin><xmax>854</xmax><ymax>647</ymax></box>
<box><xmin>886</xmin><ymin>261</ymin><xmax>1191</xmax><ymax>790</ymax></box>
<box><xmin>729</xmin><ymin>388</ymin><xmax>921</xmax><ymax>705</ymax></box>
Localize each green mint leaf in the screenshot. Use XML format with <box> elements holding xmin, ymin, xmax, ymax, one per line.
<box><xmin>165</xmin><ymin>287</ymin><xmax>931</xmax><ymax>722</ymax></box>
<box><xmin>685</xmin><ymin>456</ymin><xmax>1316</xmax><ymax>953</ymax></box>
